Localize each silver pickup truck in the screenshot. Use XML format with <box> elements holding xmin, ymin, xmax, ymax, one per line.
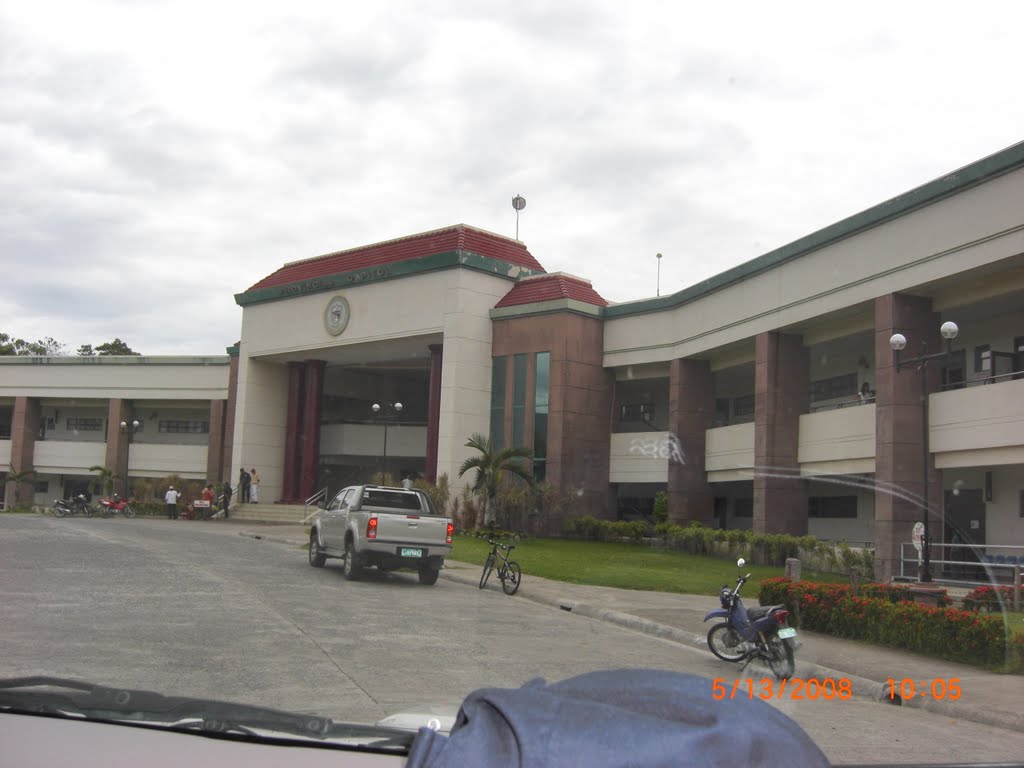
<box><xmin>308</xmin><ymin>484</ymin><xmax>453</xmax><ymax>585</ymax></box>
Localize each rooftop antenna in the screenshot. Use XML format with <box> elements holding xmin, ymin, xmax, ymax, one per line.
<box><xmin>512</xmin><ymin>194</ymin><xmax>526</xmax><ymax>240</ymax></box>
<box><xmin>656</xmin><ymin>252</ymin><xmax>663</xmax><ymax>297</ymax></box>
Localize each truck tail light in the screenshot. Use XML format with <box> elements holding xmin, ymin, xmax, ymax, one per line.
<box><xmin>366</xmin><ymin>516</ymin><xmax>378</xmax><ymax>540</ymax></box>
<box><xmin>446</xmin><ymin>522</ymin><xmax>454</xmax><ymax>545</ymax></box>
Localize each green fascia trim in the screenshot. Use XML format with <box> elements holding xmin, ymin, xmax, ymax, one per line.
<box><xmin>235</xmin><ymin>250</ymin><xmax>545</xmax><ymax>307</ymax></box>
<box><xmin>226</xmin><ymin>345</ymin><xmax>240</xmax><ymax>357</ymax></box>
<box><xmin>605</xmin><ymin>139</ymin><xmax>1024</xmax><ymax>319</ymax></box>
<box><xmin>0</xmin><ymin>356</ymin><xmax>230</xmax><ymax>366</ymax></box>
<box><xmin>489</xmin><ymin>298</ymin><xmax>604</xmax><ymax>320</ymax></box>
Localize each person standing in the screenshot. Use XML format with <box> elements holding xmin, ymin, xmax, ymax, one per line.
<box><xmin>250</xmin><ymin>468</ymin><xmax>260</xmax><ymax>502</ymax></box>
<box><xmin>164</xmin><ymin>485</ymin><xmax>180</xmax><ymax>520</ymax></box>
<box><xmin>201</xmin><ymin>483</ymin><xmax>214</xmax><ymax>520</ymax></box>
<box><xmin>222</xmin><ymin>480</ymin><xmax>233</xmax><ymax>519</ymax></box>
<box><xmin>239</xmin><ymin>468</ymin><xmax>251</xmax><ymax>504</ymax></box>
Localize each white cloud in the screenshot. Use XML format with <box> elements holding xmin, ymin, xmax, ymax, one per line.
<box><xmin>1</xmin><ymin>0</ymin><xmax>1022</xmax><ymax>352</ymax></box>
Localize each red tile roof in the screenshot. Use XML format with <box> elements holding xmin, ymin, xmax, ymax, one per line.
<box><xmin>495</xmin><ymin>273</ymin><xmax>608</xmax><ymax>308</ymax></box>
<box><xmin>245</xmin><ymin>224</ymin><xmax>544</xmax><ymax>292</ymax></box>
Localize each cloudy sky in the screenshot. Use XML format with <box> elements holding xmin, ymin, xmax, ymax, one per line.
<box><xmin>2</xmin><ymin>1</ymin><xmax>1022</xmax><ymax>355</ymax></box>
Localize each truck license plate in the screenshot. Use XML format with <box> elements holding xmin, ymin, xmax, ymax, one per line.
<box><xmin>777</xmin><ymin>627</ymin><xmax>797</xmax><ymax>639</ymax></box>
<box><xmin>401</xmin><ymin>548</ymin><xmax>423</xmax><ymax>558</ymax></box>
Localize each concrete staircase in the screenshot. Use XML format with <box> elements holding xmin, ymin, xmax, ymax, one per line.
<box><xmin>228</xmin><ymin>502</ymin><xmax>310</xmax><ymax>524</ymax></box>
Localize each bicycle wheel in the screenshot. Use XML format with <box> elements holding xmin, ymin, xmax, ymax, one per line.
<box><xmin>124</xmin><ymin>504</ymin><xmax>136</xmax><ymax>519</ymax></box>
<box><xmin>479</xmin><ymin>554</ymin><xmax>496</xmax><ymax>589</ymax></box>
<box><xmin>500</xmin><ymin>561</ymin><xmax>522</xmax><ymax>595</ymax></box>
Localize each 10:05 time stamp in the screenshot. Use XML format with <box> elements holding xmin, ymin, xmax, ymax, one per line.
<box><xmin>711</xmin><ymin>677</ymin><xmax>964</xmax><ymax>702</ymax></box>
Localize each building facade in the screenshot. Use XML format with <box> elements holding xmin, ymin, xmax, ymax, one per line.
<box><xmin>3</xmin><ymin>142</ymin><xmax>1023</xmax><ymax>581</ymax></box>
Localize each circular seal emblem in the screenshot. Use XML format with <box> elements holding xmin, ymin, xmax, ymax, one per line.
<box><xmin>324</xmin><ymin>295</ymin><xmax>350</xmax><ymax>336</ymax></box>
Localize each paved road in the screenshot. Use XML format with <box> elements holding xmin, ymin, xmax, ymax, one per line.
<box><xmin>2</xmin><ymin>516</ymin><xmax>1022</xmax><ymax>765</ymax></box>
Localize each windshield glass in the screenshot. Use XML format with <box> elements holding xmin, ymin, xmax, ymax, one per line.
<box><xmin>1</xmin><ymin>2</ymin><xmax>1023</xmax><ymax>765</ymax></box>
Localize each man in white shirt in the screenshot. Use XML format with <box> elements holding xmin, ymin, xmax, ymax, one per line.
<box><xmin>164</xmin><ymin>486</ymin><xmax>180</xmax><ymax>520</ymax></box>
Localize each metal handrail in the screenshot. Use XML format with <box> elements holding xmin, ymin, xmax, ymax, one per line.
<box><xmin>899</xmin><ymin>542</ymin><xmax>1024</xmax><ymax>586</ymax></box>
<box><xmin>302</xmin><ymin>487</ymin><xmax>328</xmax><ymax>525</ymax></box>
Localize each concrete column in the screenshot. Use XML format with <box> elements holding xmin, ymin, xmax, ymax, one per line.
<box><xmin>667</xmin><ymin>358</ymin><xmax>714</xmax><ymax>525</ymax></box>
<box><xmin>4</xmin><ymin>397</ymin><xmax>41</xmax><ymax>509</ymax></box>
<box><xmin>753</xmin><ymin>332</ymin><xmax>809</xmax><ymax>534</ymax></box>
<box><xmin>874</xmin><ymin>293</ymin><xmax>943</xmax><ymax>582</ymax></box>
<box><xmin>299</xmin><ymin>359</ymin><xmax>326</xmax><ymax>500</ymax></box>
<box><xmin>280</xmin><ymin>362</ymin><xmax>305</xmax><ymax>502</ymax></box>
<box><xmin>104</xmin><ymin>399</ymin><xmax>133</xmax><ymax>497</ymax></box>
<box><xmin>425</xmin><ymin>344</ymin><xmax>443</xmax><ymax>483</ymax></box>
<box><xmin>206</xmin><ymin>400</ymin><xmax>226</xmax><ymax>483</ymax></box>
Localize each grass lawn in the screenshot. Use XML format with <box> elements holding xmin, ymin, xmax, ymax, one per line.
<box><xmin>450</xmin><ymin>535</ymin><xmax>846</xmax><ymax>596</ymax></box>
<box><xmin>1006</xmin><ymin>612</ymin><xmax>1024</xmax><ymax>638</ymax></box>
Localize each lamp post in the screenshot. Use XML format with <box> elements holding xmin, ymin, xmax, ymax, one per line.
<box><xmin>119</xmin><ymin>419</ymin><xmax>140</xmax><ymax>498</ymax></box>
<box><xmin>371</xmin><ymin>402</ymin><xmax>403</xmax><ymax>483</ymax></box>
<box><xmin>656</xmin><ymin>252</ymin><xmax>663</xmax><ymax>297</ymax></box>
<box><xmin>889</xmin><ymin>320</ymin><xmax>959</xmax><ymax>583</ymax></box>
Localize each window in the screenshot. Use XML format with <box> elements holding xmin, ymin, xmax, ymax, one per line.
<box><xmin>808</xmin><ymin>496</ymin><xmax>858</xmax><ymax>518</ymax></box>
<box><xmin>619</xmin><ymin>403</ymin><xmax>654</xmax><ymax>423</ymax></box>
<box><xmin>34</xmin><ymin>481</ymin><xmax>49</xmax><ymax>493</ymax></box>
<box><xmin>490</xmin><ymin>357</ymin><xmax>506</xmax><ymax>450</ymax></box>
<box><xmin>158</xmin><ymin>420</ymin><xmax>208</xmax><ymax>434</ymax></box>
<box><xmin>714</xmin><ymin>398</ymin><xmax>730</xmax><ymax>427</ymax></box>
<box><xmin>732</xmin><ymin>395</ymin><xmax>754</xmax><ymax>420</ymax></box>
<box><xmin>67</xmin><ymin>417</ymin><xmax>104</xmax><ymax>432</ymax></box>
<box><xmin>733</xmin><ymin>498</ymin><xmax>753</xmax><ymax>517</ymax></box>
<box><xmin>943</xmin><ymin>349</ymin><xmax>966</xmax><ymax>390</ymax></box>
<box><xmin>533</xmin><ymin>352</ymin><xmax>550</xmax><ymax>483</ymax></box>
<box><xmin>974</xmin><ymin>344</ymin><xmax>991</xmax><ymax>373</ymax></box>
<box><xmin>511</xmin><ymin>353</ymin><xmax>527</xmax><ymax>448</ymax></box>
<box><xmin>810</xmin><ymin>373</ymin><xmax>858</xmax><ymax>402</ymax></box>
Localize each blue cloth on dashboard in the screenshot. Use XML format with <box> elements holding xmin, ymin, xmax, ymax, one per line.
<box><xmin>405</xmin><ymin>669</ymin><xmax>830</xmax><ymax>767</ymax></box>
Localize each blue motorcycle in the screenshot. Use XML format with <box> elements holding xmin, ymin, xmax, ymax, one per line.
<box><xmin>704</xmin><ymin>558</ymin><xmax>797</xmax><ymax>679</ymax></box>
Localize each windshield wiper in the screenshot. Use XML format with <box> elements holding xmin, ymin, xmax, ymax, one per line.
<box><xmin>0</xmin><ymin>676</ymin><xmax>413</xmax><ymax>752</ymax></box>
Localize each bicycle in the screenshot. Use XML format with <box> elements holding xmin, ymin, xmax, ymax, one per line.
<box><xmin>479</xmin><ymin>539</ymin><xmax>522</xmax><ymax>595</ymax></box>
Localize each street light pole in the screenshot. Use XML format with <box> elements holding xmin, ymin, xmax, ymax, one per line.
<box><xmin>119</xmin><ymin>419</ymin><xmax>140</xmax><ymax>498</ymax></box>
<box><xmin>889</xmin><ymin>320</ymin><xmax>959</xmax><ymax>583</ymax></box>
<box><xmin>371</xmin><ymin>402</ymin><xmax>403</xmax><ymax>483</ymax></box>
<box><xmin>656</xmin><ymin>252</ymin><xmax>662</xmax><ymax>297</ymax></box>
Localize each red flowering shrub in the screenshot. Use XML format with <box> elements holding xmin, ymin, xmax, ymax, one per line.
<box><xmin>962</xmin><ymin>585</ymin><xmax>1024</xmax><ymax>613</ymax></box>
<box><xmin>759</xmin><ymin>578</ymin><xmax>1017</xmax><ymax>670</ymax></box>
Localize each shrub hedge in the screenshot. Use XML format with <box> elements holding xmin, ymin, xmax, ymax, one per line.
<box><xmin>961</xmin><ymin>585</ymin><xmax>1024</xmax><ymax>613</ymax></box>
<box><xmin>759</xmin><ymin>577</ymin><xmax>1022</xmax><ymax>671</ymax></box>
<box><xmin>563</xmin><ymin>515</ymin><xmax>647</xmax><ymax>542</ymax></box>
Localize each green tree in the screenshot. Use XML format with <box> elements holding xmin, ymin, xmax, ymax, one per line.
<box><xmin>94</xmin><ymin>338</ymin><xmax>139</xmax><ymax>356</ymax></box>
<box><xmin>4</xmin><ymin>468</ymin><xmax>37</xmax><ymax>507</ymax></box>
<box><xmin>0</xmin><ymin>333</ymin><xmax>65</xmax><ymax>356</ymax></box>
<box><xmin>77</xmin><ymin>344</ymin><xmax>95</xmax><ymax>356</ymax></box>
<box><xmin>457</xmin><ymin>433</ymin><xmax>533</xmax><ymax>528</ymax></box>
<box><xmin>88</xmin><ymin>465</ymin><xmax>120</xmax><ymax>497</ymax></box>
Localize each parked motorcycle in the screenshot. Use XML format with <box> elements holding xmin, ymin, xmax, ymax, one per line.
<box><xmin>704</xmin><ymin>558</ymin><xmax>797</xmax><ymax>679</ymax></box>
<box><xmin>97</xmin><ymin>494</ymin><xmax>135</xmax><ymax>518</ymax></box>
<box><xmin>51</xmin><ymin>494</ymin><xmax>95</xmax><ymax>518</ymax></box>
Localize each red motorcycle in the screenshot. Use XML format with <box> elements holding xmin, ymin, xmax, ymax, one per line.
<box><xmin>97</xmin><ymin>494</ymin><xmax>136</xmax><ymax>518</ymax></box>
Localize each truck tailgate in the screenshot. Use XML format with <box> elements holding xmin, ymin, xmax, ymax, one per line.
<box><xmin>372</xmin><ymin>511</ymin><xmax>451</xmax><ymax>548</ymax></box>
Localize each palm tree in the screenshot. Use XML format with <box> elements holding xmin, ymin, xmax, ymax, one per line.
<box><xmin>457</xmin><ymin>434</ymin><xmax>533</xmax><ymax>528</ymax></box>
<box><xmin>88</xmin><ymin>465</ymin><xmax>120</xmax><ymax>498</ymax></box>
<box><xmin>4</xmin><ymin>468</ymin><xmax>36</xmax><ymax>507</ymax></box>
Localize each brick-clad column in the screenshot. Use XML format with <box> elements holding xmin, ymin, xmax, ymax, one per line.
<box><xmin>753</xmin><ymin>332</ymin><xmax>809</xmax><ymax>534</ymax></box>
<box><xmin>104</xmin><ymin>399</ymin><xmax>133</xmax><ymax>497</ymax></box>
<box><xmin>4</xmin><ymin>397</ymin><xmax>41</xmax><ymax>509</ymax></box>
<box><xmin>667</xmin><ymin>358</ymin><xmax>714</xmax><ymax>525</ymax></box>
<box><xmin>206</xmin><ymin>400</ymin><xmax>226</xmax><ymax>483</ymax></box>
<box><xmin>425</xmin><ymin>344</ymin><xmax>443</xmax><ymax>483</ymax></box>
<box><xmin>299</xmin><ymin>360</ymin><xmax>326</xmax><ymax>500</ymax></box>
<box><xmin>874</xmin><ymin>293</ymin><xmax>943</xmax><ymax>582</ymax></box>
<box><xmin>280</xmin><ymin>362</ymin><xmax>305</xmax><ymax>503</ymax></box>
<box><xmin>221</xmin><ymin>345</ymin><xmax>240</xmax><ymax>481</ymax></box>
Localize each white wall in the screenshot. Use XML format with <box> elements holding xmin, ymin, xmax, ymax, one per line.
<box><xmin>609</xmin><ymin>432</ymin><xmax>670</xmax><ymax>483</ymax></box>
<box><xmin>320</xmin><ymin>423</ymin><xmax>427</xmax><ymax>457</ymax></box>
<box><xmin>930</xmin><ymin>378</ymin><xmax>1024</xmax><ymax>458</ymax></box>
<box><xmin>798</xmin><ymin>406</ymin><xmax>876</xmax><ymax>474</ymax></box>
<box><xmin>230</xmin><ymin>357</ymin><xmax>289</xmax><ymax>500</ymax></box>
<box><xmin>705</xmin><ymin>423</ymin><xmax>755</xmax><ymax>481</ymax></box>
<box><xmin>32</xmin><ymin>441</ymin><xmax>107</xmax><ymax>474</ymax></box>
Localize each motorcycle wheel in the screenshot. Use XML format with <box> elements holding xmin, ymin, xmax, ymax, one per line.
<box><xmin>124</xmin><ymin>505</ymin><xmax>136</xmax><ymax>519</ymax></box>
<box><xmin>99</xmin><ymin>505</ymin><xmax>111</xmax><ymax>518</ymax></box>
<box><xmin>765</xmin><ymin>634</ymin><xmax>795</xmax><ymax>680</ymax></box>
<box><xmin>52</xmin><ymin>504</ymin><xmax>67</xmax><ymax>518</ymax></box>
<box><xmin>707</xmin><ymin>622</ymin><xmax>748</xmax><ymax>662</ymax></box>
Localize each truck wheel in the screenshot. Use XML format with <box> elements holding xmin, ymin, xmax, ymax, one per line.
<box><xmin>343</xmin><ymin>539</ymin><xmax>362</xmax><ymax>580</ymax></box>
<box><xmin>308</xmin><ymin>530</ymin><xmax>326</xmax><ymax>568</ymax></box>
<box><xmin>418</xmin><ymin>566</ymin><xmax>440</xmax><ymax>586</ymax></box>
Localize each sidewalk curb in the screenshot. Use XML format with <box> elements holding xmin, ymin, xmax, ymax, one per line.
<box><xmin>439</xmin><ymin>565</ymin><xmax>1021</xmax><ymax>733</ymax></box>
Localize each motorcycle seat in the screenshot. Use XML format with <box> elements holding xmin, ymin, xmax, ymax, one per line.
<box><xmin>746</xmin><ymin>604</ymin><xmax>785</xmax><ymax>621</ymax></box>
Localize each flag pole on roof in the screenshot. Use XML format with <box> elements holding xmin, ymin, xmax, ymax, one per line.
<box><xmin>512</xmin><ymin>194</ymin><xmax>526</xmax><ymax>240</ymax></box>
